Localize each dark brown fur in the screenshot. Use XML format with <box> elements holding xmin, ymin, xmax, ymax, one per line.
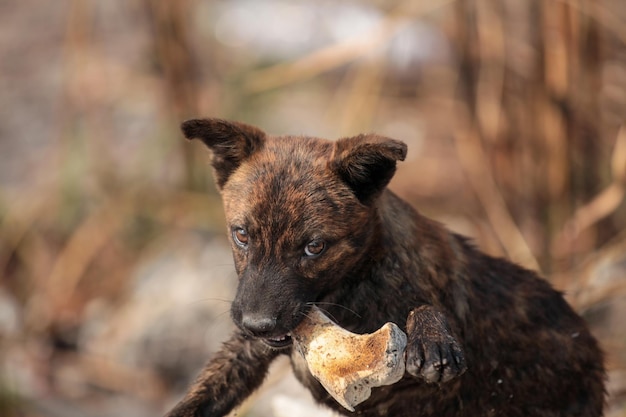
<box><xmin>165</xmin><ymin>118</ymin><xmax>605</xmax><ymax>417</ymax></box>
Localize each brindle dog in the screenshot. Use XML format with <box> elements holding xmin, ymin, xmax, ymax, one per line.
<box><xmin>165</xmin><ymin>118</ymin><xmax>605</xmax><ymax>417</ymax></box>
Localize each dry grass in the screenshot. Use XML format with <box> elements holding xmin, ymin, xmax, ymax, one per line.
<box><xmin>0</xmin><ymin>0</ymin><xmax>624</xmax><ymax>415</ymax></box>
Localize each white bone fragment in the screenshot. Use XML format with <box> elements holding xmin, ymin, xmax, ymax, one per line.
<box><xmin>292</xmin><ymin>306</ymin><xmax>407</xmax><ymax>411</ymax></box>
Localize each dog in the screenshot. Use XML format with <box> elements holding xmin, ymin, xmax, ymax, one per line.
<box><xmin>165</xmin><ymin>118</ymin><xmax>605</xmax><ymax>417</ymax></box>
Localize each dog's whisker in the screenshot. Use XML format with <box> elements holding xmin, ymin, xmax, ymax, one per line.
<box><xmin>306</xmin><ymin>304</ymin><xmax>341</xmax><ymax>324</ymax></box>
<box><xmin>188</xmin><ymin>298</ymin><xmax>234</xmax><ymax>305</ymax></box>
<box><xmin>297</xmin><ymin>311</ymin><xmax>313</xmax><ymax>322</ymax></box>
<box><xmin>214</xmin><ymin>309</ymin><xmax>232</xmax><ymax>319</ymax></box>
<box><xmin>310</xmin><ymin>301</ymin><xmax>361</xmax><ymax>319</ymax></box>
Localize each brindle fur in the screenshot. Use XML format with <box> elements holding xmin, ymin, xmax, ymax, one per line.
<box><xmin>165</xmin><ymin>118</ymin><xmax>605</xmax><ymax>417</ymax></box>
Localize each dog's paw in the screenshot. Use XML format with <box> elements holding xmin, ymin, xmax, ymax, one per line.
<box><xmin>405</xmin><ymin>306</ymin><xmax>466</xmax><ymax>384</ymax></box>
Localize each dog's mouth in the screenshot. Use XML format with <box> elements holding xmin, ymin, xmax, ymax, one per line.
<box><xmin>239</xmin><ymin>306</ymin><xmax>311</xmax><ymax>349</ymax></box>
<box><xmin>261</xmin><ymin>333</ymin><xmax>293</xmax><ymax>349</ymax></box>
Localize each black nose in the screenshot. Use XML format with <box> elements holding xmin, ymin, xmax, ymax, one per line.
<box><xmin>241</xmin><ymin>314</ymin><xmax>277</xmax><ymax>337</ymax></box>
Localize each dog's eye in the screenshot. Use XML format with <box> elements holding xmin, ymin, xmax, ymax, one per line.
<box><xmin>233</xmin><ymin>228</ymin><xmax>249</xmax><ymax>247</ymax></box>
<box><xmin>304</xmin><ymin>239</ymin><xmax>326</xmax><ymax>257</ymax></box>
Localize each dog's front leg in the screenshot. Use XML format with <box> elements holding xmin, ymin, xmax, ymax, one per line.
<box><xmin>165</xmin><ymin>331</ymin><xmax>280</xmax><ymax>417</ymax></box>
<box><xmin>405</xmin><ymin>305</ymin><xmax>467</xmax><ymax>384</ymax></box>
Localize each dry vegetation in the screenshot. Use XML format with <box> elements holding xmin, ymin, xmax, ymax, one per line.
<box><xmin>0</xmin><ymin>0</ymin><xmax>625</xmax><ymax>416</ymax></box>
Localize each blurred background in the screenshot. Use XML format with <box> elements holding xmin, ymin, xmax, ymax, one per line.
<box><xmin>1</xmin><ymin>0</ymin><xmax>625</xmax><ymax>416</ymax></box>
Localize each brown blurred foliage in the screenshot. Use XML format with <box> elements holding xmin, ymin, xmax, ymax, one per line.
<box><xmin>0</xmin><ymin>0</ymin><xmax>625</xmax><ymax>416</ymax></box>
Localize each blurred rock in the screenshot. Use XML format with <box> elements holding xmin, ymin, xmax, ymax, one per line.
<box><xmin>79</xmin><ymin>233</ymin><xmax>236</xmax><ymax>389</ymax></box>
<box><xmin>0</xmin><ymin>288</ymin><xmax>20</xmax><ymax>338</ymax></box>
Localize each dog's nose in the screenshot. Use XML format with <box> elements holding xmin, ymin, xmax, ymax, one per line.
<box><xmin>241</xmin><ymin>314</ymin><xmax>277</xmax><ymax>336</ymax></box>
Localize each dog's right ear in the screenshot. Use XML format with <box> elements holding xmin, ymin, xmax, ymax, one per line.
<box><xmin>181</xmin><ymin>118</ymin><xmax>266</xmax><ymax>189</ymax></box>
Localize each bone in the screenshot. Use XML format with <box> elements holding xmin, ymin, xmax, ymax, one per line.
<box><xmin>291</xmin><ymin>307</ymin><xmax>407</xmax><ymax>412</ymax></box>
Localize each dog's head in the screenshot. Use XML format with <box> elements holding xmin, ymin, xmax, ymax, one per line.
<box><xmin>182</xmin><ymin>118</ymin><xmax>406</xmax><ymax>348</ymax></box>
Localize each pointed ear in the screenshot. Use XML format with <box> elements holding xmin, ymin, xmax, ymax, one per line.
<box><xmin>181</xmin><ymin>118</ymin><xmax>266</xmax><ymax>189</ymax></box>
<box><xmin>331</xmin><ymin>134</ymin><xmax>407</xmax><ymax>203</ymax></box>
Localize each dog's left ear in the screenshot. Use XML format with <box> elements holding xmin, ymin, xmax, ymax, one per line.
<box><xmin>331</xmin><ymin>134</ymin><xmax>407</xmax><ymax>204</ymax></box>
<box><xmin>181</xmin><ymin>118</ymin><xmax>266</xmax><ymax>189</ymax></box>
